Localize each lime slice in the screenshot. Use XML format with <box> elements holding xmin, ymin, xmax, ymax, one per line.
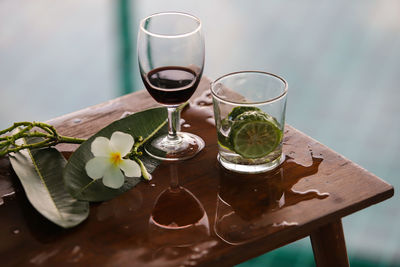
<box><xmin>229</xmin><ymin>111</ymin><xmax>282</xmax><ymax>159</ymax></box>
<box><xmin>228</xmin><ymin>106</ymin><xmax>262</xmax><ymax>120</ymax></box>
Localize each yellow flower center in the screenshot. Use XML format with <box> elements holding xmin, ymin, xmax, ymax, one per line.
<box><xmin>110</xmin><ymin>152</ymin><xmax>123</xmax><ymax>166</ymax></box>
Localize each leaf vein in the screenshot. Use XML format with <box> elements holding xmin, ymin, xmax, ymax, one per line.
<box><xmin>24</xmin><ymin>138</ymin><xmax>65</xmax><ymax>221</ymax></box>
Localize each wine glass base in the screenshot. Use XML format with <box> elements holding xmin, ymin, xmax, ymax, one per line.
<box><xmin>145</xmin><ymin>132</ymin><xmax>205</xmax><ymax>161</ymax></box>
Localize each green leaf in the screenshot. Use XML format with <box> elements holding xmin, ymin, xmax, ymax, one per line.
<box><xmin>9</xmin><ymin>140</ymin><xmax>89</xmax><ymax>228</ymax></box>
<box><xmin>64</xmin><ymin>107</ymin><xmax>167</xmax><ymax>202</ymax></box>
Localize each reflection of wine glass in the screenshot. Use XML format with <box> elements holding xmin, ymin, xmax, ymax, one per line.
<box><xmin>138</xmin><ymin>12</ymin><xmax>205</xmax><ymax>161</ymax></box>
<box><xmin>148</xmin><ymin>164</ymin><xmax>209</xmax><ymax>251</ymax></box>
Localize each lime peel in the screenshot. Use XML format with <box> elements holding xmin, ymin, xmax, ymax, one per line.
<box><xmin>228</xmin><ymin>109</ymin><xmax>282</xmax><ymax>159</ymax></box>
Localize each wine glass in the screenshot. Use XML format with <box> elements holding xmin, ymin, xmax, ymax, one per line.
<box><xmin>138</xmin><ymin>12</ymin><xmax>205</xmax><ymax>161</ymax></box>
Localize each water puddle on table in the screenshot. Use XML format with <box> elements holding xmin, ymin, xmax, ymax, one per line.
<box><xmin>193</xmin><ymin>90</ymin><xmax>213</xmax><ymax>107</ymax></box>
<box><xmin>214</xmin><ymin>155</ymin><xmax>329</xmax><ymax>245</ymax></box>
<box><xmin>189</xmin><ymin>90</ymin><xmax>215</xmax><ymax>127</ymax></box>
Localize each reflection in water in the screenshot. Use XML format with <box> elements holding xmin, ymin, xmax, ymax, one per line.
<box><xmin>149</xmin><ymin>186</ymin><xmax>210</xmax><ymax>248</ymax></box>
<box><xmin>148</xmin><ymin>164</ymin><xmax>210</xmax><ymax>258</ymax></box>
<box><xmin>215</xmin><ymin>155</ymin><xmax>329</xmax><ymax>245</ymax></box>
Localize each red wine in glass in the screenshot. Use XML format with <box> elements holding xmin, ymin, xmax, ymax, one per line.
<box><xmin>138</xmin><ymin>12</ymin><xmax>205</xmax><ymax>161</ymax></box>
<box><xmin>141</xmin><ymin>66</ymin><xmax>201</xmax><ymax>105</ymax></box>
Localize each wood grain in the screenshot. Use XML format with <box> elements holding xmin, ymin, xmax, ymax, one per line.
<box><xmin>310</xmin><ymin>220</ymin><xmax>349</xmax><ymax>267</ymax></box>
<box><xmin>0</xmin><ymin>77</ymin><xmax>394</xmax><ymax>266</ymax></box>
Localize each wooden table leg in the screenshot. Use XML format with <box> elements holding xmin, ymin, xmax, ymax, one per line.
<box><xmin>310</xmin><ymin>219</ymin><xmax>349</xmax><ymax>267</ymax></box>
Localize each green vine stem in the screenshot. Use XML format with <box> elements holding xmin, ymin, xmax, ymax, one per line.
<box><xmin>0</xmin><ymin>122</ymin><xmax>85</xmax><ymax>157</ymax></box>
<box><xmin>1</xmin><ymin>102</ymin><xmax>191</xmax><ymax>178</ymax></box>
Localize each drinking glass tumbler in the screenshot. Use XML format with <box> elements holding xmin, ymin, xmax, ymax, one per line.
<box><xmin>211</xmin><ymin>71</ymin><xmax>288</xmax><ymax>173</ymax></box>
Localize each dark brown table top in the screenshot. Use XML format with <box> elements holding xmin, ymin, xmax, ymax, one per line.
<box><xmin>0</xmin><ymin>78</ymin><xmax>394</xmax><ymax>266</ymax></box>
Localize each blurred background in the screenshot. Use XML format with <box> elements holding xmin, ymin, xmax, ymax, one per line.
<box><xmin>1</xmin><ymin>0</ymin><xmax>399</xmax><ymax>266</ymax></box>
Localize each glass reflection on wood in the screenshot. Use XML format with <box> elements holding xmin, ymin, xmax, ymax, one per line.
<box><xmin>215</xmin><ymin>155</ymin><xmax>329</xmax><ymax>245</ymax></box>
<box><xmin>148</xmin><ymin>164</ymin><xmax>210</xmax><ymax>253</ymax></box>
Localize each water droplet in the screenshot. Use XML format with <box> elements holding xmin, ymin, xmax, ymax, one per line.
<box><xmin>120</xmin><ymin>111</ymin><xmax>133</xmax><ymax>119</ymax></box>
<box><xmin>291</xmin><ymin>188</ymin><xmax>330</xmax><ymax>198</ymax></box>
<box><xmin>273</xmin><ymin>221</ymin><xmax>298</xmax><ymax>227</ymax></box>
<box><xmin>206</xmin><ymin>117</ymin><xmax>216</xmax><ymax>125</ymax></box>
<box><xmin>1</xmin><ymin>191</ymin><xmax>16</xmax><ymax>206</ymax></box>
<box><xmin>69</xmin><ymin>246</ymin><xmax>84</xmax><ymax>263</ymax></box>
<box><xmin>193</xmin><ymin>90</ymin><xmax>213</xmax><ymax>107</ymax></box>
<box><xmin>200</xmin><ymin>250</ymin><xmax>208</xmax><ymax>255</ymax></box>
<box><xmin>192</xmin><ymin>240</ymin><xmax>218</xmax><ymax>251</ymax></box>
<box><xmin>71</xmin><ymin>246</ymin><xmax>81</xmax><ymax>254</ymax></box>
<box><xmin>190</xmin><ymin>254</ymin><xmax>202</xmax><ymax>260</ymax></box>
<box><xmin>30</xmin><ymin>249</ymin><xmax>59</xmax><ymax>265</ymax></box>
<box><xmin>249</xmin><ymin>224</ymin><xmax>257</xmax><ymax>230</ymax></box>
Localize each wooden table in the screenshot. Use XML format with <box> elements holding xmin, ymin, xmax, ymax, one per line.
<box><xmin>0</xmin><ymin>78</ymin><xmax>394</xmax><ymax>267</ymax></box>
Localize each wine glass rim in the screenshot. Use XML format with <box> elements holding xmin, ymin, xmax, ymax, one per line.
<box><xmin>140</xmin><ymin>12</ymin><xmax>202</xmax><ymax>39</ymax></box>
<box><xmin>210</xmin><ymin>70</ymin><xmax>288</xmax><ymax>105</ymax></box>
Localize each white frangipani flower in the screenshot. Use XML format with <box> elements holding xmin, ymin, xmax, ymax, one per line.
<box><xmin>85</xmin><ymin>131</ymin><xmax>141</xmax><ymax>189</ymax></box>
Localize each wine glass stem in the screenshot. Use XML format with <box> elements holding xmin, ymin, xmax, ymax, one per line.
<box><xmin>167</xmin><ymin>107</ymin><xmax>181</xmax><ymax>142</ymax></box>
<box><xmin>169</xmin><ymin>163</ymin><xmax>179</xmax><ymax>191</ymax></box>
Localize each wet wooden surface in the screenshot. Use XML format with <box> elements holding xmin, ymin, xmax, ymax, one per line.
<box><xmin>0</xmin><ymin>78</ymin><xmax>394</xmax><ymax>266</ymax></box>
